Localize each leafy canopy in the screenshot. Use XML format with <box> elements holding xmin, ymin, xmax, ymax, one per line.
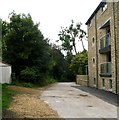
<box><xmin>57</xmin><ymin>20</ymin><xmax>86</xmax><ymax>55</ymax></box>
<box><xmin>69</xmin><ymin>50</ymin><xmax>88</xmax><ymax>75</ymax></box>
<box><xmin>2</xmin><ymin>12</ymin><xmax>49</xmax><ymax>76</ymax></box>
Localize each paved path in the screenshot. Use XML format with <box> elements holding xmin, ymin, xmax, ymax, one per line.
<box><xmin>40</xmin><ymin>82</ymin><xmax>117</xmax><ymax>118</ymax></box>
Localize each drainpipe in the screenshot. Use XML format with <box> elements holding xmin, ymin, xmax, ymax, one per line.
<box><xmin>112</xmin><ymin>1</ymin><xmax>117</xmax><ymax>94</ymax></box>
<box><xmin>95</xmin><ymin>14</ymin><xmax>99</xmax><ymax>89</ymax></box>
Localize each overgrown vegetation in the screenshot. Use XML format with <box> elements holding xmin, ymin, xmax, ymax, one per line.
<box><xmin>69</xmin><ymin>50</ymin><xmax>88</xmax><ymax>75</ymax></box>
<box><xmin>57</xmin><ymin>20</ymin><xmax>88</xmax><ymax>79</ymax></box>
<box><xmin>57</xmin><ymin>20</ymin><xmax>86</xmax><ymax>55</ymax></box>
<box><xmin>1</xmin><ymin>12</ymin><xmax>88</xmax><ymax>86</ymax></box>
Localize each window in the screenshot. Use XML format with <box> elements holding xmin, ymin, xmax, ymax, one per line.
<box><xmin>102</xmin><ymin>79</ymin><xmax>105</xmax><ymax>87</ymax></box>
<box><xmin>94</xmin><ymin>78</ymin><xmax>96</xmax><ymax>85</ymax></box>
<box><xmin>106</xmin><ymin>52</ymin><xmax>111</xmax><ymax>62</ymax></box>
<box><xmin>94</xmin><ymin>78</ymin><xmax>96</xmax><ymax>87</ymax></box>
<box><xmin>109</xmin><ymin>79</ymin><xmax>112</xmax><ymax>89</ymax></box>
<box><xmin>101</xmin><ymin>3</ymin><xmax>107</xmax><ymax>13</ymax></box>
<box><xmin>92</xmin><ymin>58</ymin><xmax>95</xmax><ymax>64</ymax></box>
<box><xmin>106</xmin><ymin>26</ymin><xmax>110</xmax><ymax>34</ymax></box>
<box><xmin>92</xmin><ymin>37</ymin><xmax>95</xmax><ymax>46</ymax></box>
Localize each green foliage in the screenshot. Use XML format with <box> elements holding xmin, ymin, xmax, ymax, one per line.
<box><xmin>39</xmin><ymin>75</ymin><xmax>57</xmax><ymax>86</ymax></box>
<box><xmin>57</xmin><ymin>21</ymin><xmax>87</xmax><ymax>81</ymax></box>
<box><xmin>11</xmin><ymin>79</ymin><xmax>34</xmax><ymax>88</ymax></box>
<box><xmin>58</xmin><ymin>20</ymin><xmax>86</xmax><ymax>55</ymax></box>
<box><xmin>12</xmin><ymin>66</ymin><xmax>57</xmax><ymax>86</ymax></box>
<box><xmin>21</xmin><ymin>82</ymin><xmax>33</xmax><ymax>88</ymax></box>
<box><xmin>19</xmin><ymin>67</ymin><xmax>38</xmax><ymax>84</ymax></box>
<box><xmin>2</xmin><ymin>12</ymin><xmax>47</xmax><ymax>76</ymax></box>
<box><xmin>48</xmin><ymin>46</ymin><xmax>68</xmax><ymax>81</ymax></box>
<box><xmin>69</xmin><ymin>50</ymin><xmax>88</xmax><ymax>75</ymax></box>
<box><xmin>2</xmin><ymin>12</ymin><xmax>88</xmax><ymax>85</ymax></box>
<box><xmin>2</xmin><ymin>12</ymin><xmax>56</xmax><ymax>85</ymax></box>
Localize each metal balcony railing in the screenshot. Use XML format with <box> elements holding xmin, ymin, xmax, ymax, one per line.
<box><xmin>100</xmin><ymin>62</ymin><xmax>111</xmax><ymax>76</ymax></box>
<box><xmin>100</xmin><ymin>33</ymin><xmax>111</xmax><ymax>49</ymax></box>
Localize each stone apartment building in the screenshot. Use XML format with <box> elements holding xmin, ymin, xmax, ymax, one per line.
<box><xmin>86</xmin><ymin>1</ymin><xmax>119</xmax><ymax>94</ymax></box>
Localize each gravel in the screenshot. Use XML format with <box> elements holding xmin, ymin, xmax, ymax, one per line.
<box><xmin>3</xmin><ymin>85</ymin><xmax>60</xmax><ymax>118</ymax></box>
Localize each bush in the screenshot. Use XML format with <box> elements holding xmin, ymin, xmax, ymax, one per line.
<box><xmin>11</xmin><ymin>73</ymin><xmax>16</xmax><ymax>81</ymax></box>
<box><xmin>11</xmin><ymin>80</ymin><xmax>33</xmax><ymax>88</ymax></box>
<box><xmin>19</xmin><ymin>67</ymin><xmax>57</xmax><ymax>86</ymax></box>
<box><xmin>37</xmin><ymin>74</ymin><xmax>57</xmax><ymax>86</ymax></box>
<box><xmin>69</xmin><ymin>50</ymin><xmax>88</xmax><ymax>75</ymax></box>
<box><xmin>19</xmin><ymin>67</ymin><xmax>38</xmax><ymax>83</ymax></box>
<box><xmin>21</xmin><ymin>82</ymin><xmax>33</xmax><ymax>88</ymax></box>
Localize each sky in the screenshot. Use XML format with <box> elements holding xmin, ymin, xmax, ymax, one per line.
<box><xmin>0</xmin><ymin>0</ymin><xmax>101</xmax><ymax>52</ymax></box>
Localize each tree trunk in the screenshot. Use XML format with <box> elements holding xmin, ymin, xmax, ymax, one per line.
<box><xmin>73</xmin><ymin>41</ymin><xmax>77</xmax><ymax>54</ymax></box>
<box><xmin>81</xmin><ymin>39</ymin><xmax>85</xmax><ymax>50</ymax></box>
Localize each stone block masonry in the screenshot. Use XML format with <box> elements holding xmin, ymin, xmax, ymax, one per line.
<box><xmin>76</xmin><ymin>75</ymin><xmax>89</xmax><ymax>86</ymax></box>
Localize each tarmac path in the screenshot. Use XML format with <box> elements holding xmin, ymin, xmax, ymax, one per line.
<box><xmin>40</xmin><ymin>82</ymin><xmax>117</xmax><ymax>119</ymax></box>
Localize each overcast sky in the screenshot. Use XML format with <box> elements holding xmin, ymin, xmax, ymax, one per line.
<box><xmin>0</xmin><ymin>0</ymin><xmax>101</xmax><ymax>52</ymax></box>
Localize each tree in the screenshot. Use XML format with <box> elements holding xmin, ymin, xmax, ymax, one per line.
<box><xmin>69</xmin><ymin>50</ymin><xmax>88</xmax><ymax>75</ymax></box>
<box><xmin>57</xmin><ymin>20</ymin><xmax>86</xmax><ymax>55</ymax></box>
<box><xmin>2</xmin><ymin>12</ymin><xmax>73</xmax><ymax>84</ymax></box>
<box><xmin>47</xmin><ymin>44</ymin><xmax>68</xmax><ymax>81</ymax></box>
<box><xmin>1</xmin><ymin>20</ymin><xmax>9</xmax><ymax>60</ymax></box>
<box><xmin>2</xmin><ymin>12</ymin><xmax>49</xmax><ymax>77</ymax></box>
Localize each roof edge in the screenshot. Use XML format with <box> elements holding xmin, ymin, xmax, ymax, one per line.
<box><xmin>85</xmin><ymin>1</ymin><xmax>105</xmax><ymax>25</ymax></box>
<box><xmin>0</xmin><ymin>61</ymin><xmax>11</xmax><ymax>66</ymax></box>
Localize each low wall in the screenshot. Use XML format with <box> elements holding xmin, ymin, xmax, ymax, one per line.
<box><xmin>76</xmin><ymin>75</ymin><xmax>89</xmax><ymax>86</ymax></box>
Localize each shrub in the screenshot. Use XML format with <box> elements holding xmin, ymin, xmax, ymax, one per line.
<box><xmin>37</xmin><ymin>74</ymin><xmax>57</xmax><ymax>86</ymax></box>
<box><xmin>69</xmin><ymin>50</ymin><xmax>88</xmax><ymax>75</ymax></box>
<box><xmin>19</xmin><ymin>67</ymin><xmax>38</xmax><ymax>83</ymax></box>
<box><xmin>22</xmin><ymin>82</ymin><xmax>33</xmax><ymax>88</ymax></box>
<box><xmin>19</xmin><ymin>67</ymin><xmax>57</xmax><ymax>86</ymax></box>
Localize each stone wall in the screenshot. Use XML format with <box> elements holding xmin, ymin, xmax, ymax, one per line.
<box><xmin>96</xmin><ymin>2</ymin><xmax>116</xmax><ymax>93</ymax></box>
<box><xmin>115</xmin><ymin>1</ymin><xmax>119</xmax><ymax>94</ymax></box>
<box><xmin>87</xmin><ymin>15</ymin><xmax>97</xmax><ymax>88</ymax></box>
<box><xmin>87</xmin><ymin>2</ymin><xmax>119</xmax><ymax>94</ymax></box>
<box><xmin>76</xmin><ymin>75</ymin><xmax>89</xmax><ymax>86</ymax></box>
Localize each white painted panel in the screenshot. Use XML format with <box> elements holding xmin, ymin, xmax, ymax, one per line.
<box><xmin>0</xmin><ymin>66</ymin><xmax>11</xmax><ymax>84</ymax></box>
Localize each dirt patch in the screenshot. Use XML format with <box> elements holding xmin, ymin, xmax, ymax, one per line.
<box><xmin>7</xmin><ymin>85</ymin><xmax>43</xmax><ymax>95</ymax></box>
<box><xmin>3</xmin><ymin>85</ymin><xmax>60</xmax><ymax>118</ymax></box>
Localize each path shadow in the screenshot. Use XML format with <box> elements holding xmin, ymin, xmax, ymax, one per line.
<box><xmin>71</xmin><ymin>85</ymin><xmax>118</xmax><ymax>107</ymax></box>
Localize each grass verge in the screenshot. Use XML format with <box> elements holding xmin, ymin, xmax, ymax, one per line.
<box><xmin>2</xmin><ymin>84</ymin><xmax>17</xmax><ymax>111</ymax></box>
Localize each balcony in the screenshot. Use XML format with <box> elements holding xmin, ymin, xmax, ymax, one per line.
<box><xmin>99</xmin><ymin>33</ymin><xmax>111</xmax><ymax>54</ymax></box>
<box><xmin>100</xmin><ymin>62</ymin><xmax>111</xmax><ymax>77</ymax></box>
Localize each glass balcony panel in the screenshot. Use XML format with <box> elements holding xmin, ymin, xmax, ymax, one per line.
<box><xmin>100</xmin><ymin>62</ymin><xmax>111</xmax><ymax>75</ymax></box>
<box><xmin>100</xmin><ymin>33</ymin><xmax>111</xmax><ymax>49</ymax></box>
